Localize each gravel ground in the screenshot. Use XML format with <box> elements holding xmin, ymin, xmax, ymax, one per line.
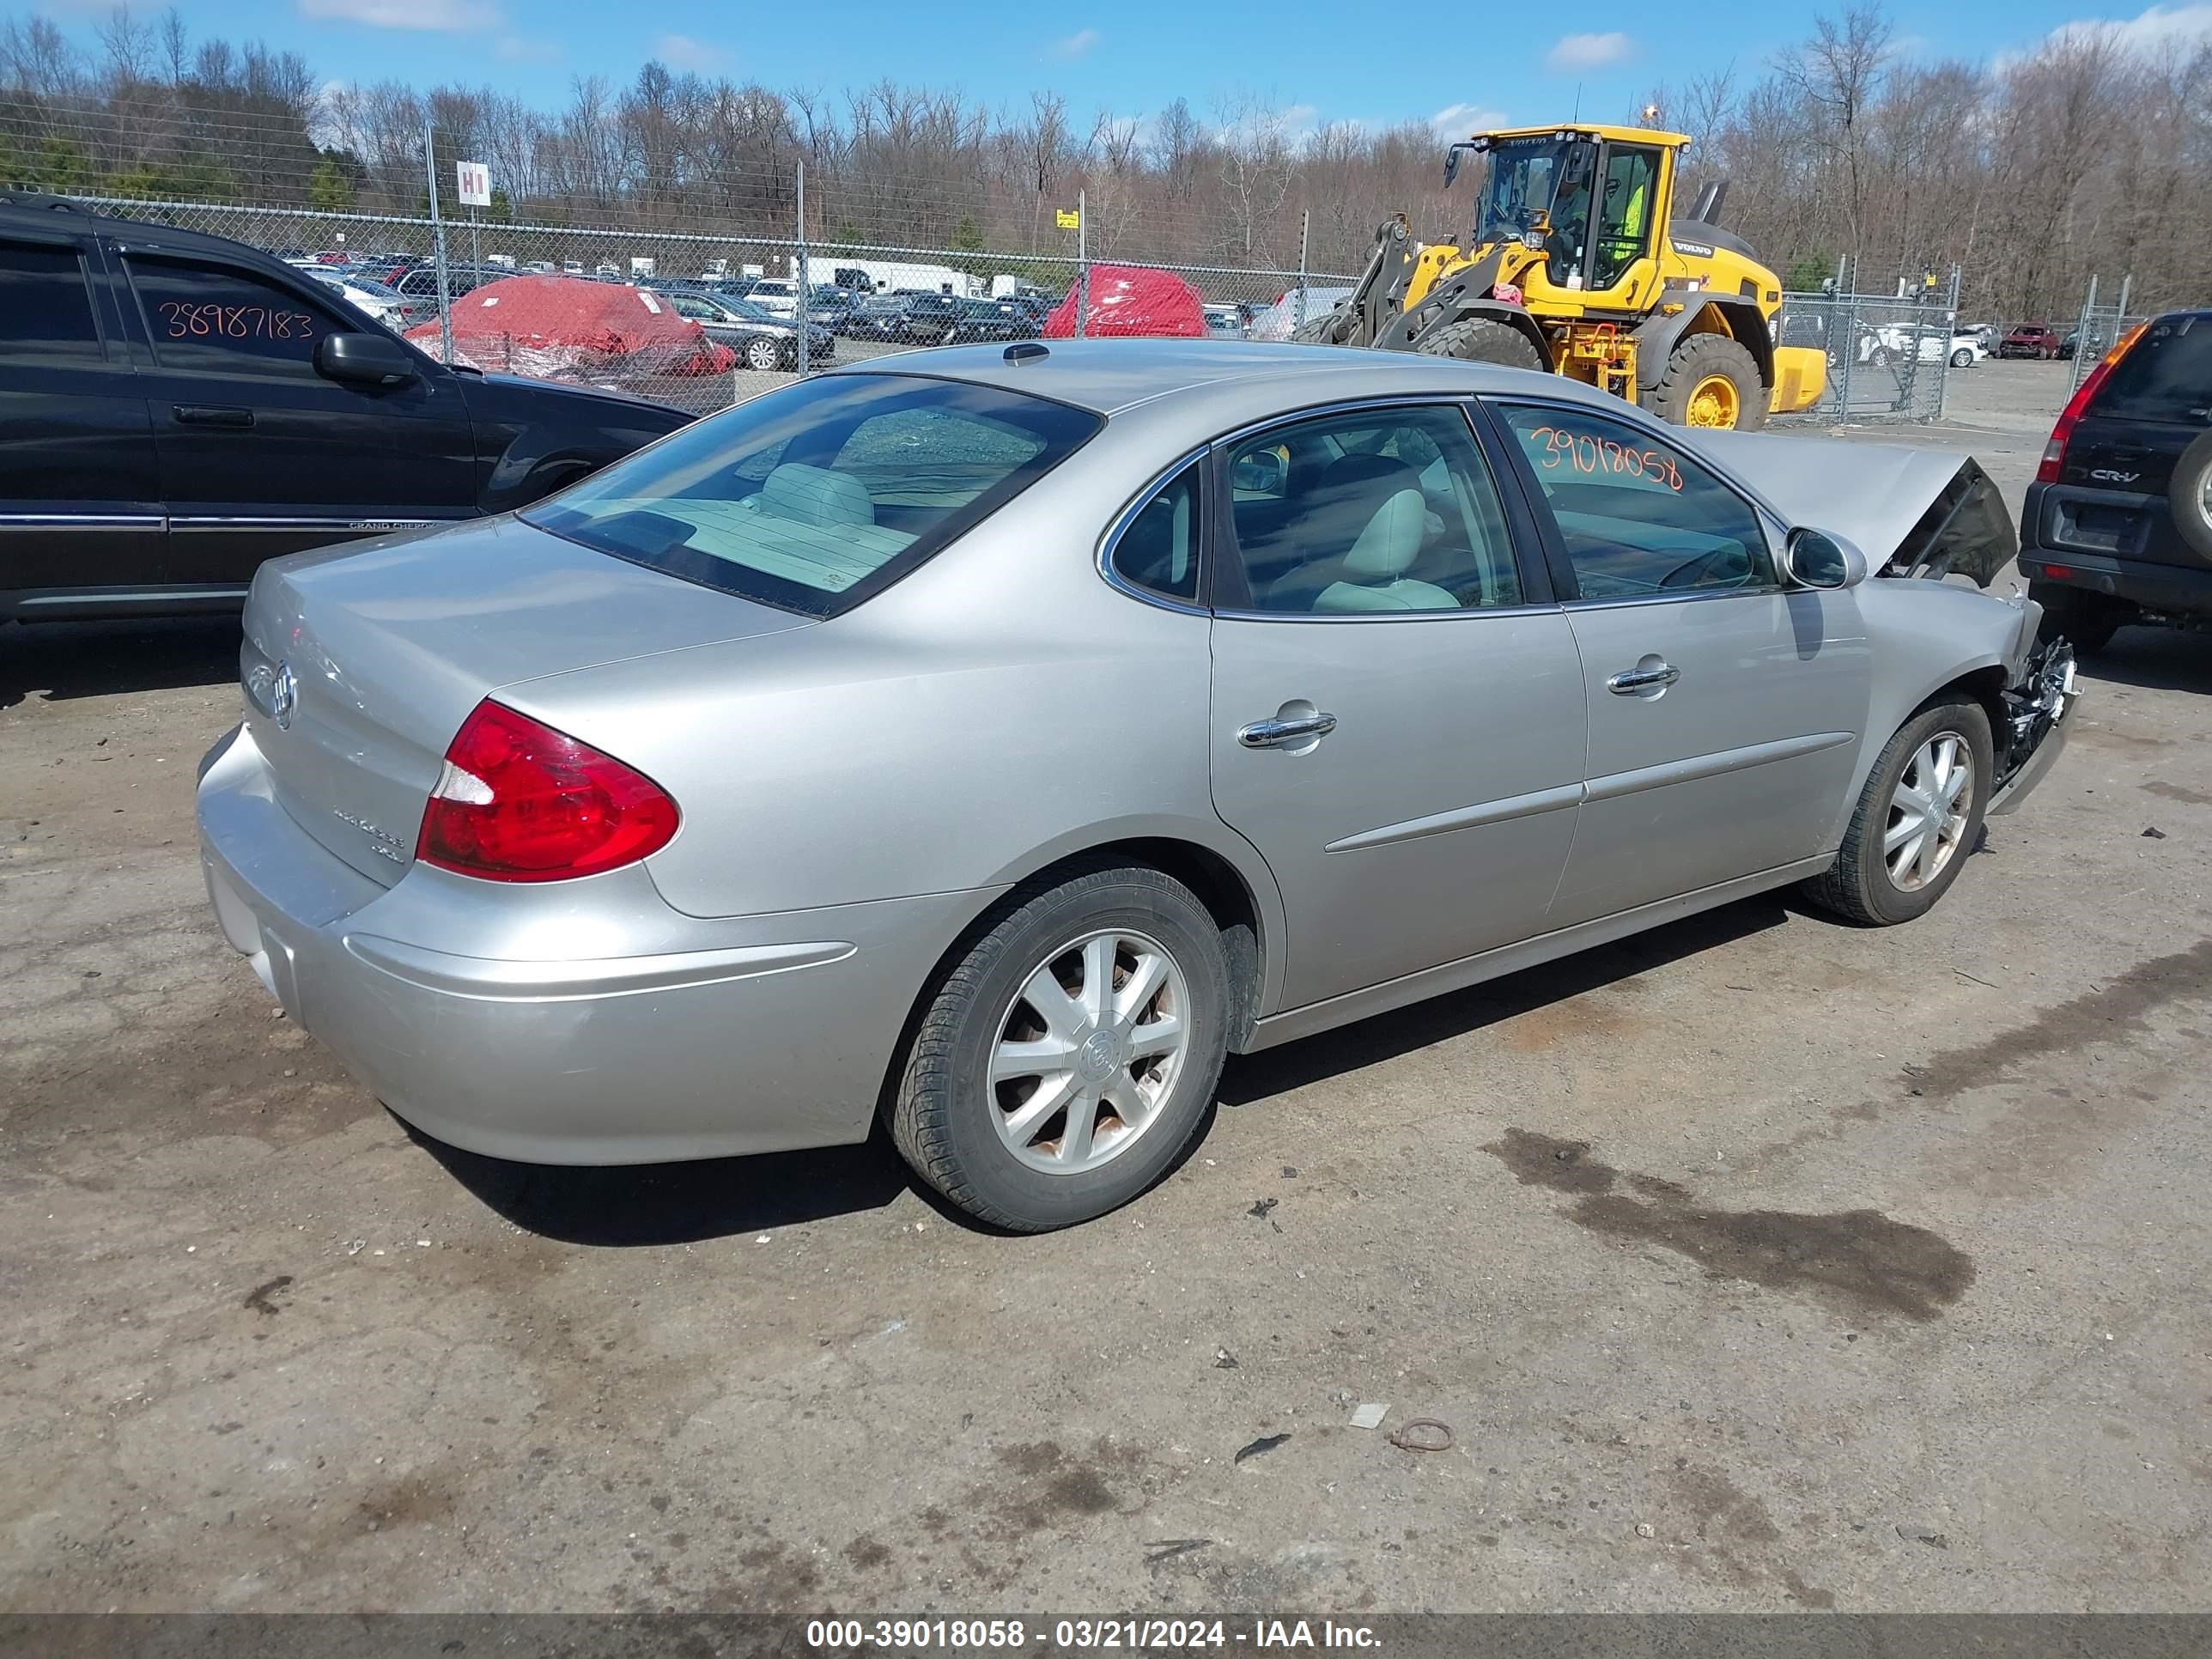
<box><xmin>2</xmin><ymin>358</ymin><xmax>2207</xmax><ymax>1616</ymax></box>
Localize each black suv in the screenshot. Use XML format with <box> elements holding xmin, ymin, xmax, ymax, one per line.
<box><xmin>1</xmin><ymin>196</ymin><xmax>691</xmax><ymax>624</ymax></box>
<box><xmin>2021</xmin><ymin>310</ymin><xmax>2212</xmax><ymax>653</ymax></box>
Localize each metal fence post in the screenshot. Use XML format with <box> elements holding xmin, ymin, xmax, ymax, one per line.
<box><xmin>2113</xmin><ymin>273</ymin><xmax>2132</xmax><ymax>347</ymax></box>
<box><xmin>2068</xmin><ymin>275</ymin><xmax>2099</xmax><ymax>394</ymax></box>
<box><xmin>1835</xmin><ymin>293</ymin><xmax>1856</xmax><ymax>421</ymax></box>
<box><xmin>1074</xmin><ymin>189</ymin><xmax>1088</xmax><ymax>339</ymax></box>
<box><xmin>795</xmin><ymin>160</ymin><xmax>809</xmax><ymax>378</ymax></box>
<box><xmin>422</xmin><ymin>118</ymin><xmax>453</xmax><ymax>365</ymax></box>
<box><xmin>1294</xmin><ymin>210</ymin><xmax>1310</xmax><ymax>331</ymax></box>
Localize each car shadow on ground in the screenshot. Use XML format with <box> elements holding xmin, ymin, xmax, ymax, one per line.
<box><xmin>422</xmin><ymin>895</ymin><xmax>1796</xmax><ymax>1245</ymax></box>
<box><xmin>0</xmin><ymin>617</ymin><xmax>242</xmax><ymax>708</ymax></box>
<box><xmin>2081</xmin><ymin>626</ymin><xmax>2212</xmax><ymax>697</ymax></box>
<box><xmin>1218</xmin><ymin>894</ymin><xmax>1794</xmax><ymax>1106</ymax></box>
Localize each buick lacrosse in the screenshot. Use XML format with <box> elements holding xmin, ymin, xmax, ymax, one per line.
<box><xmin>198</xmin><ymin>342</ymin><xmax>2073</xmax><ymax>1230</ymax></box>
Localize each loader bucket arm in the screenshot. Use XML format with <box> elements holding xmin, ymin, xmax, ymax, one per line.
<box><xmin>1307</xmin><ymin>217</ymin><xmax>1421</xmax><ymax>347</ymax></box>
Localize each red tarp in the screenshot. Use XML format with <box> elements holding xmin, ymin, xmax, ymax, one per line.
<box><xmin>1042</xmin><ymin>265</ymin><xmax>1207</xmax><ymax>338</ymax></box>
<box><xmin>406</xmin><ymin>276</ymin><xmax>734</xmax><ymax>379</ymax></box>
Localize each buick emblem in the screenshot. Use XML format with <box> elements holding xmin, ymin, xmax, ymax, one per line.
<box><xmin>270</xmin><ymin>662</ymin><xmax>298</xmax><ymax>731</ymax></box>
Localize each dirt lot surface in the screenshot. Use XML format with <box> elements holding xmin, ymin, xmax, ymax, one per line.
<box><xmin>3</xmin><ymin>359</ymin><xmax>2207</xmax><ymax>1616</ymax></box>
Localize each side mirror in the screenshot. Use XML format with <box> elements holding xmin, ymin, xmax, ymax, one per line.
<box><xmin>315</xmin><ymin>331</ymin><xmax>420</xmax><ymax>389</ymax></box>
<box><xmin>1784</xmin><ymin>526</ymin><xmax>1869</xmax><ymax>590</ymax></box>
<box><xmin>1231</xmin><ymin>450</ymin><xmax>1287</xmax><ymax>495</ymax></box>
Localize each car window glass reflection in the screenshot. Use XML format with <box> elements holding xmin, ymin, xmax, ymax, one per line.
<box><xmin>1497</xmin><ymin>402</ymin><xmax>1774</xmax><ymax>599</ymax></box>
<box><xmin>1222</xmin><ymin>405</ymin><xmax>1522</xmax><ymax>614</ymax></box>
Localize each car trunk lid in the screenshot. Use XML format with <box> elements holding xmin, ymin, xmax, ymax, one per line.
<box><xmin>240</xmin><ymin>514</ymin><xmax>810</xmax><ymax>885</ymax></box>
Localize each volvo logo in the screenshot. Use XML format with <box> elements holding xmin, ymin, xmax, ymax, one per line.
<box><xmin>270</xmin><ymin>662</ymin><xmax>298</xmax><ymax>731</ymax></box>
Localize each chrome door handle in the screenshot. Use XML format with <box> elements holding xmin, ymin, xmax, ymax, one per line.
<box><xmin>1237</xmin><ymin>712</ymin><xmax>1338</xmax><ymax>748</ymax></box>
<box><xmin>1607</xmin><ymin>662</ymin><xmax>1680</xmax><ymax>695</ymax></box>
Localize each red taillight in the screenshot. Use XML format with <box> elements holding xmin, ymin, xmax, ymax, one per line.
<box><xmin>2038</xmin><ymin>323</ymin><xmax>2147</xmax><ymax>485</ymax></box>
<box><xmin>417</xmin><ymin>700</ymin><xmax>678</xmax><ymax>882</ymax></box>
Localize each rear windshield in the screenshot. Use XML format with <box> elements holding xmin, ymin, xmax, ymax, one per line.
<box><xmin>2089</xmin><ymin>315</ymin><xmax>2212</xmax><ymax>425</ymax></box>
<box><xmin>524</xmin><ymin>373</ymin><xmax>1101</xmax><ymax>617</ymax></box>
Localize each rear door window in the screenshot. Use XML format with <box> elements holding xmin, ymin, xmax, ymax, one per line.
<box><xmin>0</xmin><ymin>239</ymin><xmax>104</xmax><ymax>362</ymax></box>
<box><xmin>2088</xmin><ymin>316</ymin><xmax>2212</xmax><ymax>426</ymax></box>
<box><xmin>525</xmin><ymin>373</ymin><xmax>1101</xmax><ymax>617</ymax></box>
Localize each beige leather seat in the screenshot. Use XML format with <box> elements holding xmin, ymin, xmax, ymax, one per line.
<box><xmin>1264</xmin><ymin>452</ymin><xmax>1458</xmax><ymax>613</ymax></box>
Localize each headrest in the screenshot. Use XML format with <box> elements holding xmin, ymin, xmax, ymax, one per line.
<box><xmin>759</xmin><ymin>463</ymin><xmax>875</xmax><ymax>528</ymax></box>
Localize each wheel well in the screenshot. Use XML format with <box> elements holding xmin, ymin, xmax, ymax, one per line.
<box><xmin>1679</xmin><ymin>301</ymin><xmax>1775</xmax><ymax>388</ymax></box>
<box><xmin>1927</xmin><ymin>665</ymin><xmax>2010</xmax><ymax>755</ymax></box>
<box><xmin>870</xmin><ymin>838</ymin><xmax>1271</xmax><ymax>1128</ymax></box>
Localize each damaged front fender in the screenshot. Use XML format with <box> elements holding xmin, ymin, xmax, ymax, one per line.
<box><xmin>1989</xmin><ymin>630</ymin><xmax>2077</xmax><ymax>816</ymax></box>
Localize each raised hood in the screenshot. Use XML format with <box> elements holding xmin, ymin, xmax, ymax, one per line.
<box><xmin>1686</xmin><ymin>430</ymin><xmax>2018</xmax><ymax>586</ymax></box>
<box><xmin>240</xmin><ymin>514</ymin><xmax>809</xmax><ymax>884</ymax></box>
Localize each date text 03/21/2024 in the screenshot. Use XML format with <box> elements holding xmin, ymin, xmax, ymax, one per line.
<box><xmin>804</xmin><ymin>1619</ymin><xmax>1384</xmax><ymax>1650</ymax></box>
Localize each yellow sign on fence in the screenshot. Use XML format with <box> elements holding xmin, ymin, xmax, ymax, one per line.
<box><xmin>1055</xmin><ymin>208</ymin><xmax>1080</xmax><ymax>230</ymax></box>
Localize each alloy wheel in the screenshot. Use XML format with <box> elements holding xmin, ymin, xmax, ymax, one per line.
<box><xmin>988</xmin><ymin>929</ymin><xmax>1190</xmax><ymax>1176</ymax></box>
<box><xmin>1885</xmin><ymin>732</ymin><xmax>1974</xmax><ymax>891</ymax></box>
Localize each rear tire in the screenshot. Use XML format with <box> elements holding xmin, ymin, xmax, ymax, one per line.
<box><xmin>889</xmin><ymin>863</ymin><xmax>1231</xmax><ymax>1232</ymax></box>
<box><xmin>2029</xmin><ymin>580</ymin><xmax>2129</xmax><ymax>655</ymax></box>
<box><xmin>1413</xmin><ymin>317</ymin><xmax>1545</xmax><ymax>372</ymax></box>
<box><xmin>1648</xmin><ymin>334</ymin><xmax>1767</xmax><ymax>430</ymax></box>
<box><xmin>1803</xmin><ymin>696</ymin><xmax>1993</xmax><ymax>927</ymax></box>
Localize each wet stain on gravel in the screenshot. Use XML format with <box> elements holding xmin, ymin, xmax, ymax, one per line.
<box><xmin>1486</xmin><ymin>1129</ymin><xmax>1975</xmax><ymax>1321</ymax></box>
<box><xmin>241</xmin><ymin>1274</ymin><xmax>293</xmax><ymax>1316</ymax></box>
<box><xmin>1905</xmin><ymin>938</ymin><xmax>2212</xmax><ymax>1103</ymax></box>
<box><xmin>2143</xmin><ymin>781</ymin><xmax>2212</xmax><ymax>806</ymax></box>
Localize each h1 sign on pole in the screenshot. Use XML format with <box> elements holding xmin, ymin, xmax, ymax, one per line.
<box><xmin>455</xmin><ymin>161</ymin><xmax>491</xmax><ymax>207</ymax></box>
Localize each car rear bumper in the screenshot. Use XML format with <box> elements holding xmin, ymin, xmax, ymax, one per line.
<box><xmin>196</xmin><ymin>722</ymin><xmax>987</xmax><ymax>1166</ymax></box>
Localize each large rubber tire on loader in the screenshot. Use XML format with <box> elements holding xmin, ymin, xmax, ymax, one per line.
<box><xmin>1291</xmin><ymin>310</ymin><xmax>1347</xmax><ymax>345</ymax></box>
<box><xmin>1413</xmin><ymin>317</ymin><xmax>1545</xmax><ymax>371</ymax></box>
<box><xmin>1648</xmin><ymin>334</ymin><xmax>1767</xmax><ymax>430</ymax></box>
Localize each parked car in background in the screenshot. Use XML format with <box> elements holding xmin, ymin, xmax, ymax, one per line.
<box><xmin>194</xmin><ymin>341</ymin><xmax>2072</xmax><ymax>1232</ymax></box>
<box><xmin>1246</xmin><ymin>285</ymin><xmax>1355</xmax><ymax>342</ymax></box>
<box><xmin>2060</xmin><ymin>325</ymin><xmax>2113</xmax><ymax>362</ymax></box>
<box><xmin>1203</xmin><ymin>302</ymin><xmax>1249</xmax><ymax>339</ymax></box>
<box><xmin>301</xmin><ymin>267</ymin><xmax>439</xmax><ymax>333</ymax></box>
<box><xmin>2000</xmin><ymin>324</ymin><xmax>2063</xmax><ymax>360</ymax></box>
<box><xmin>1873</xmin><ymin>322</ymin><xmax>1986</xmax><ymax>368</ymax></box>
<box><xmin>843</xmin><ymin>290</ymin><xmax>967</xmax><ymax>343</ymax></box>
<box><xmin>391</xmin><ymin>263</ymin><xmax>491</xmax><ymax>305</ymax></box>
<box><xmin>744</xmin><ymin>277</ymin><xmax>800</xmax><ymax>317</ymax></box>
<box><xmin>0</xmin><ymin>193</ymin><xmax>690</xmax><ymax>623</ymax></box>
<box><xmin>2020</xmin><ymin>310</ymin><xmax>2212</xmax><ymax>653</ymax></box>
<box><xmin>659</xmin><ymin>287</ymin><xmax>835</xmax><ymax>370</ymax></box>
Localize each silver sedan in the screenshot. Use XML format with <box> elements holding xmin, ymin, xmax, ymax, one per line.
<box><xmin>196</xmin><ymin>342</ymin><xmax>2075</xmax><ymax>1231</ymax></box>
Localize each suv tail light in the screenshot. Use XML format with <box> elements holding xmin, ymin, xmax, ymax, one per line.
<box><xmin>417</xmin><ymin>700</ymin><xmax>678</xmax><ymax>882</ymax></box>
<box><xmin>2038</xmin><ymin>324</ymin><xmax>2147</xmax><ymax>484</ymax></box>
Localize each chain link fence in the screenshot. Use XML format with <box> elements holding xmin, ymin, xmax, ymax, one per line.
<box><xmin>63</xmin><ymin>191</ymin><xmax>1353</xmax><ymax>417</ymax></box>
<box><xmin>1770</xmin><ymin>290</ymin><xmax>1966</xmax><ymax>425</ymax></box>
<box><xmin>2063</xmin><ymin>275</ymin><xmax>2148</xmax><ymax>395</ymax></box>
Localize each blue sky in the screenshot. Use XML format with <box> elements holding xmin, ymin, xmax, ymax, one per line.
<box><xmin>34</xmin><ymin>0</ymin><xmax>2212</xmax><ymax>131</ymax></box>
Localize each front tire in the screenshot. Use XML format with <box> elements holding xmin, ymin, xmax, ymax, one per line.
<box><xmin>1413</xmin><ymin>316</ymin><xmax>1547</xmax><ymax>372</ymax></box>
<box><xmin>1951</xmin><ymin>347</ymin><xmax>1973</xmax><ymax>368</ymax></box>
<box><xmin>1648</xmin><ymin>334</ymin><xmax>1767</xmax><ymax>430</ymax></box>
<box><xmin>1802</xmin><ymin>697</ymin><xmax>1993</xmax><ymax>927</ymax></box>
<box><xmin>1291</xmin><ymin>308</ymin><xmax>1348</xmax><ymax>345</ymax></box>
<box><xmin>889</xmin><ymin>863</ymin><xmax>1231</xmax><ymax>1231</ymax></box>
<box><xmin>742</xmin><ymin>337</ymin><xmax>781</xmax><ymax>372</ymax></box>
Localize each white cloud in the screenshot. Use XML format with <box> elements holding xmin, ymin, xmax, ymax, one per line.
<box><xmin>652</xmin><ymin>33</ymin><xmax>730</xmax><ymax>72</ymax></box>
<box><xmin>2045</xmin><ymin>2</ymin><xmax>2212</xmax><ymax>52</ymax></box>
<box><xmin>1431</xmin><ymin>101</ymin><xmax>1510</xmax><ymax>136</ymax></box>
<box><xmin>1545</xmin><ymin>31</ymin><xmax>1634</xmax><ymax>72</ymax></box>
<box><xmin>495</xmin><ymin>34</ymin><xmax>562</xmax><ymax>62</ymax></box>
<box><xmin>1995</xmin><ymin>3</ymin><xmax>2212</xmax><ymax>71</ymax></box>
<box><xmin>1052</xmin><ymin>27</ymin><xmax>1101</xmax><ymax>59</ymax></box>
<box><xmin>297</xmin><ymin>0</ymin><xmax>501</xmax><ymax>30</ymax></box>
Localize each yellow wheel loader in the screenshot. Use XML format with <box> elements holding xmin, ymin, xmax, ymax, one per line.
<box><xmin>1295</xmin><ymin>122</ymin><xmax>1826</xmax><ymax>429</ymax></box>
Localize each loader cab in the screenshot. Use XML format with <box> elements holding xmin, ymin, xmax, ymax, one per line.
<box><xmin>1457</xmin><ymin>125</ymin><xmax>1673</xmax><ymax>309</ymax></box>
